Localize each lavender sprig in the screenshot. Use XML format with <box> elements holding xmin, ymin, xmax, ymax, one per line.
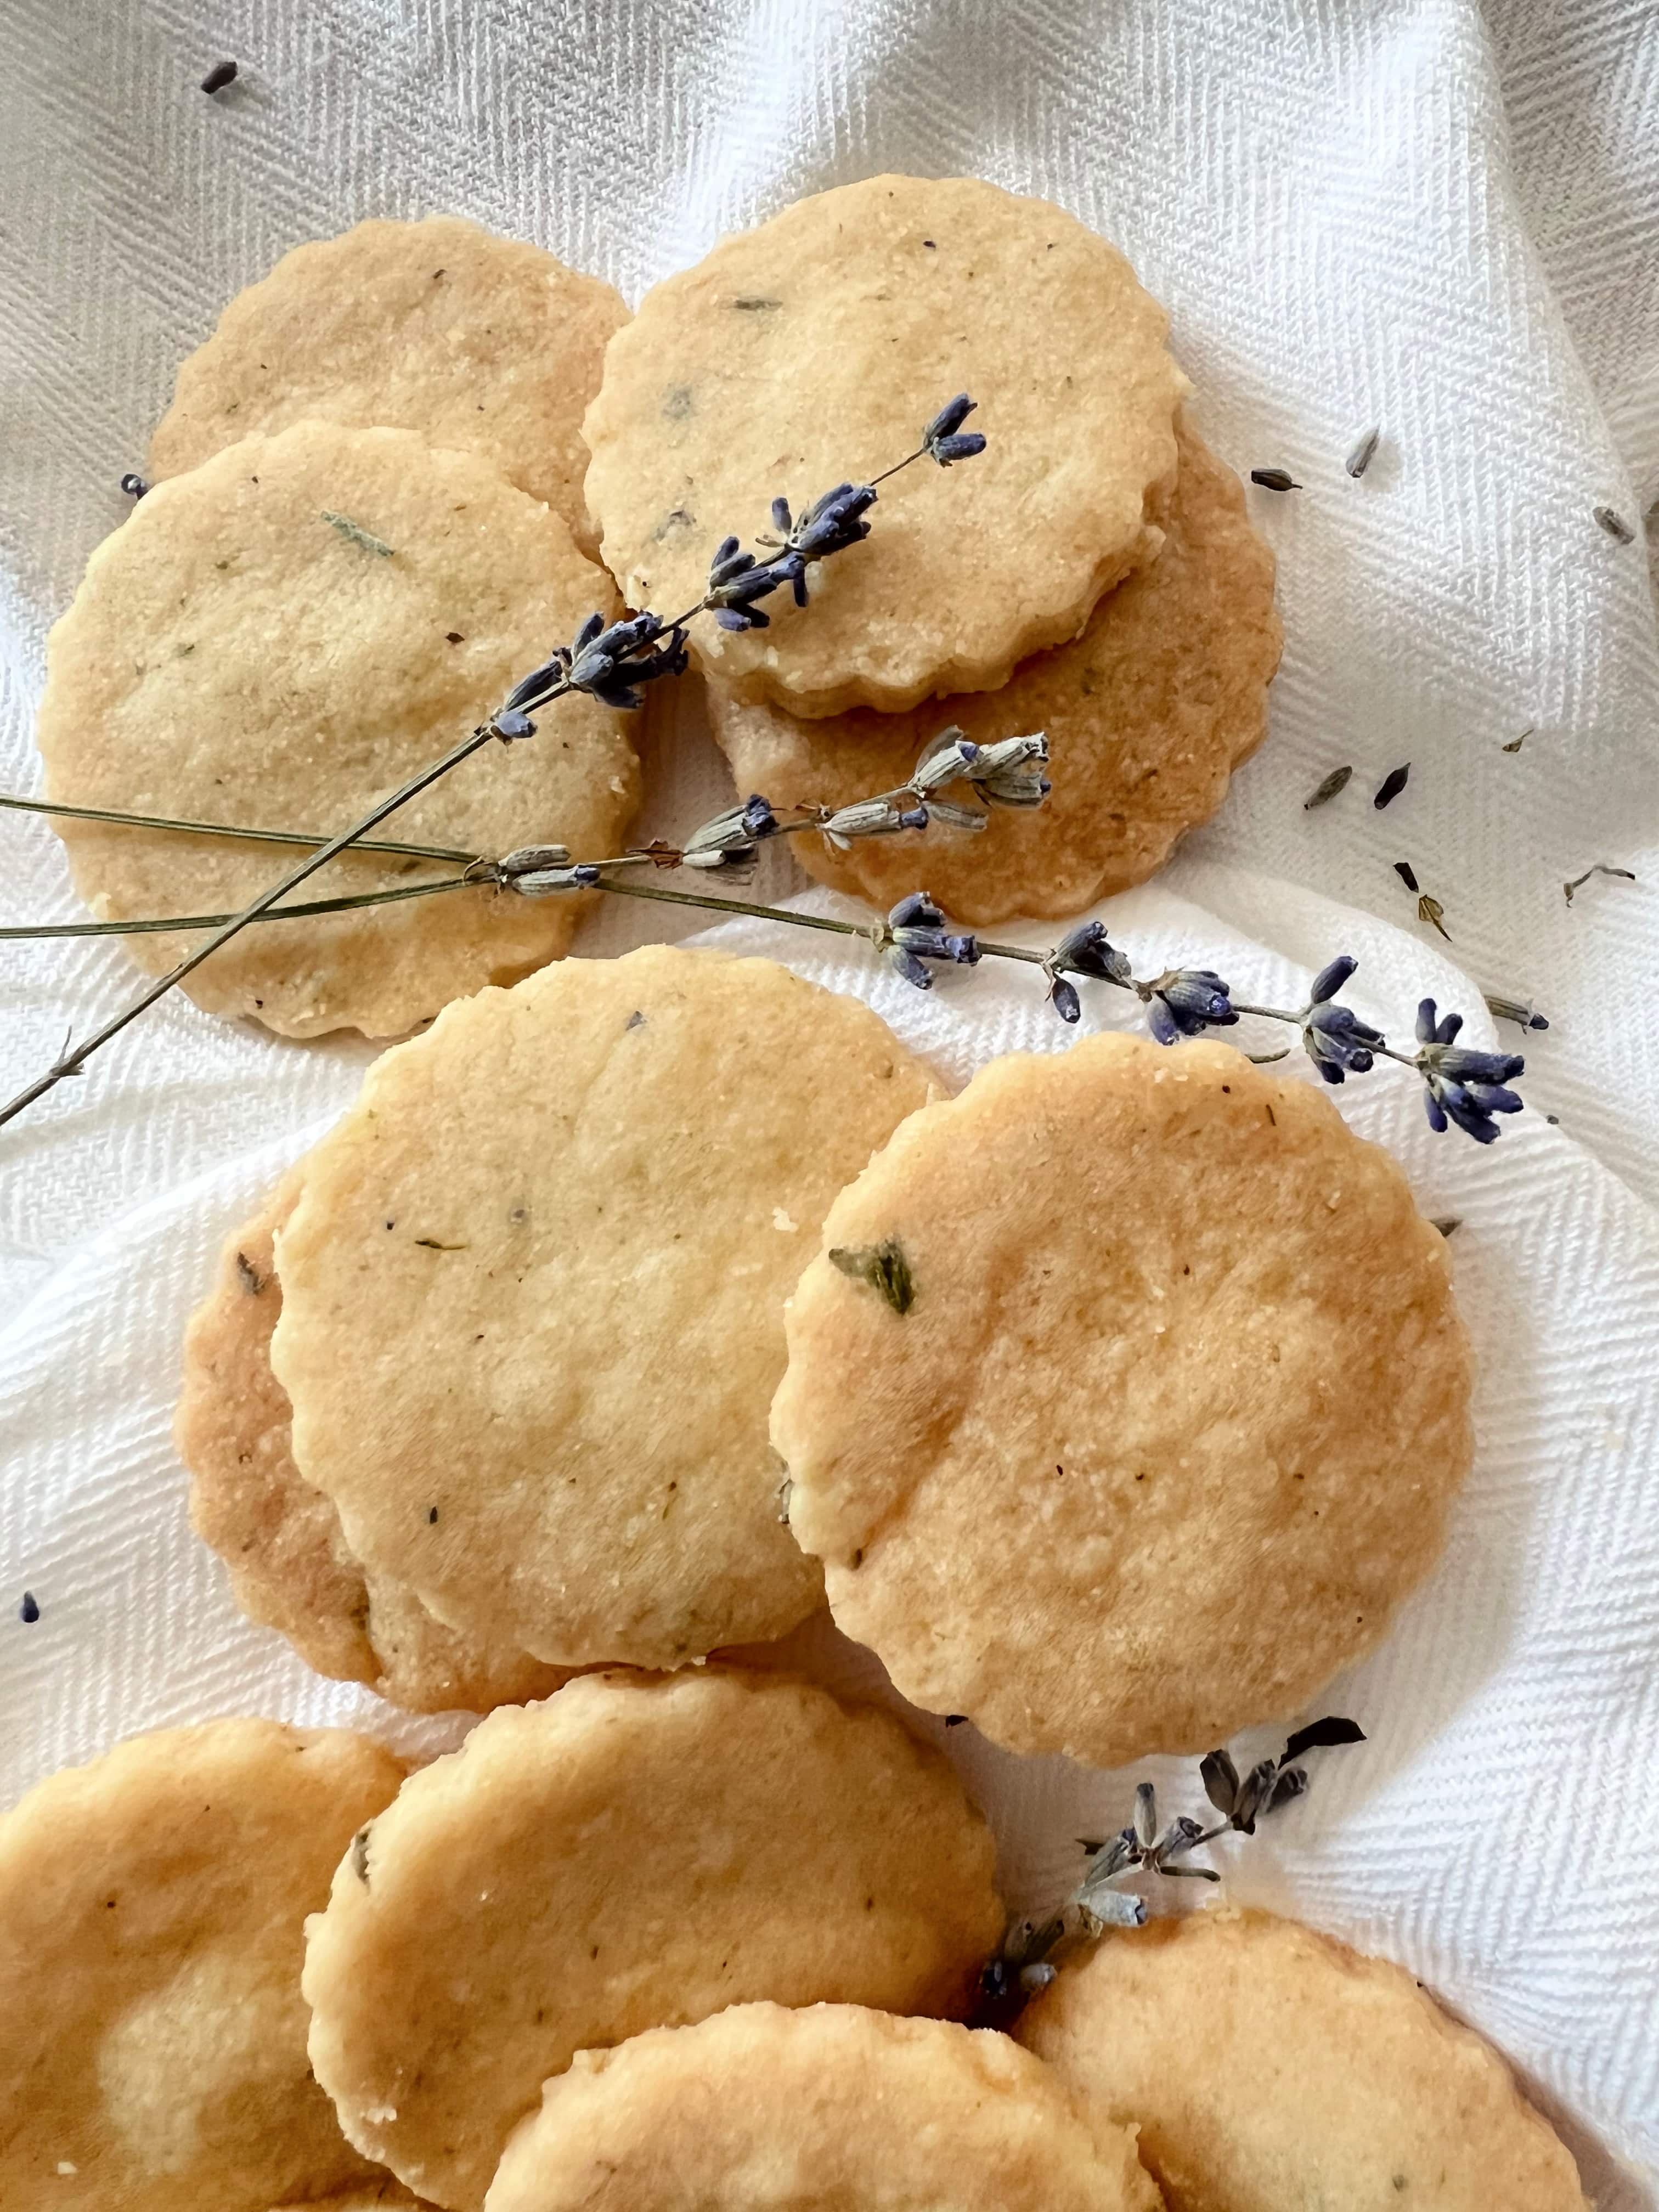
<box><xmin>979</xmin><ymin>1717</ymin><xmax>1365</xmax><ymax>2012</ymax></box>
<box><xmin>0</xmin><ymin>396</ymin><xmax>986</xmax><ymax>1129</ymax></box>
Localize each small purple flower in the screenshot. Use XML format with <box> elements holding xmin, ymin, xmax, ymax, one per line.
<box><xmin>1299</xmin><ymin>955</ymin><xmax>1383</xmax><ymax>1084</ymax></box>
<box><xmin>923</xmin><ymin>393</ymin><xmax>987</xmax><ymax>466</ymax></box>
<box><xmin>1142</xmin><ymin>968</ymin><xmax>1237</xmax><ymax>1046</ymax></box>
<box><xmin>1415</xmin><ymin>1000</ymin><xmax>1525</xmax><ymax>1142</ymax></box>
<box><xmin>706</xmin><ymin>534</ymin><xmax>795</xmax><ymax>631</ymax></box>
<box><xmin>489</xmin><ymin>707</ymin><xmax>537</xmax><ymax>742</ymax></box>
<box><xmin>883</xmin><ymin>892</ymin><xmax>979</xmax><ymax>989</ymax></box>
<box><xmin>566</xmin><ymin>611</ymin><xmax>689</xmax><ymax>710</ymax></box>
<box><xmin>787</xmin><ymin>481</ymin><xmax>878</xmax><ymax>562</ymax></box>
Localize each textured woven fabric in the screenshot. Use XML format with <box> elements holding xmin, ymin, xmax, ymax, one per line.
<box><xmin>1</xmin><ymin>0</ymin><xmax>1656</xmax><ymax>2198</ymax></box>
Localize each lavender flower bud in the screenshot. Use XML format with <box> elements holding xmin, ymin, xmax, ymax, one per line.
<box><xmin>1049</xmin><ymin>977</ymin><xmax>1082</xmax><ymax>1024</ymax></box>
<box><xmin>787</xmin><ymin>481</ymin><xmax>878</xmax><ymax>562</ymax></box>
<box><xmin>1075</xmin><ymin>1885</ymin><xmax>1148</xmax><ymax>1932</ymax></box>
<box><xmin>566</xmin><ymin>611</ymin><xmax>688</xmax><ymax>711</ymax></box>
<box><xmin>891</xmin><ymin>925</ymin><xmax>979</xmax><ymax>966</ymax></box>
<box><xmin>889</xmin><ymin>891</ymin><xmax>943</xmax><ymax>930</ymax></box>
<box><xmin>509</xmin><ymin>863</ymin><xmax>602</xmax><ymax>896</ymax></box>
<box><xmin>909</xmin><ymin>728</ymin><xmax>983</xmax><ymax>792</ymax></box>
<box><xmin>707</xmin><ymin>535</ymin><xmax>753</xmax><ymax>589</ymax></box>
<box><xmin>770</xmin><ymin>496</ymin><xmax>792</xmax><ymax>535</ymax></box>
<box><xmin>503</xmin><ymin>651</ymin><xmax>573</xmax><ymax>712</ymax></box>
<box><xmin>1049</xmin><ymin>920</ymin><xmax>1132</xmax><ymax>988</ymax></box>
<box><xmin>1302</xmin><ymin>1001</ymin><xmax>1383</xmax><ymax>1084</ymax></box>
<box><xmin>495</xmin><ymin>843</ymin><xmax>572</xmax><ymax>878</ymax></box>
<box><xmin>885</xmin><ymin>945</ymin><xmax>934</xmax><ymax>991</ymax></box>
<box><xmin>821</xmin><ymin>799</ymin><xmax>928</xmax><ymax>849</ymax></box>
<box><xmin>1414</xmin><ymin>1000</ymin><xmax>1526</xmax><ymax>1139</ymax></box>
<box><xmin>489</xmin><ymin>707</ymin><xmax>536</xmax><ymax>742</ymax></box>
<box><xmin>925</xmin><ymin>799</ymin><xmax>989</xmax><ymax>832</ymax></box>
<box><xmin>1311</xmin><ymin>955</ymin><xmax>1358</xmax><ymax>1003</ymax></box>
<box><xmin>681</xmin><ymin>795</ymin><xmax>779</xmax><ymax>868</ymax></box>
<box><xmin>971</xmin><ymin>732</ymin><xmax>1050</xmax><ymax>807</ymax></box>
<box><xmin>1143</xmin><ymin>967</ymin><xmax>1237</xmax><ymax>1044</ymax></box>
<box><xmin>923</xmin><ymin>393</ymin><xmax>987</xmax><ymax>466</ymax></box>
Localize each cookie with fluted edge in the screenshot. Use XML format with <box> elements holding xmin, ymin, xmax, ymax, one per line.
<box><xmin>150</xmin><ymin>215</ymin><xmax>627</xmax><ymax>553</ymax></box>
<box><xmin>1018</xmin><ymin>1908</ymin><xmax>1588</xmax><ymax>2211</ymax></box>
<box><xmin>583</xmin><ymin>173</ymin><xmax>1184</xmax><ymax>718</ymax></box>
<box><xmin>0</xmin><ymin>1719</ymin><xmax>403</xmax><ymax>2212</ymax></box>
<box><xmin>773</xmin><ymin>1033</ymin><xmax>1474</xmax><ymax>1766</ymax></box>
<box><xmin>303</xmin><ymin>1669</ymin><xmax>1003</xmax><ymax>2210</ymax></box>
<box><xmin>273</xmin><ymin>2189</ymin><xmax>431</xmax><ymax>2211</ymax></box>
<box><xmin>178</xmin><ymin>1171</ymin><xmax>569</xmax><ymax>1712</ymax></box>
<box><xmin>38</xmin><ymin>420</ymin><xmax>638</xmax><ymax>1038</ymax></box>
<box><xmin>486</xmin><ymin>2001</ymin><xmax>1162</xmax><ymax>2212</ymax></box>
<box><xmin>708</xmin><ymin>419</ymin><xmax>1280</xmax><ymax>921</ymax></box>
<box><xmin>271</xmin><ymin>945</ymin><xmax>936</xmax><ymax>1671</ymax></box>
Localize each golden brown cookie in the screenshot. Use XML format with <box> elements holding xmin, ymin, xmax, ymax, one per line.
<box><xmin>1017</xmin><ymin>1909</ymin><xmax>1588</xmax><ymax>2211</ymax></box>
<box><xmin>303</xmin><ymin>1669</ymin><xmax>1003</xmax><ymax>2209</ymax></box>
<box><xmin>270</xmin><ymin>946</ymin><xmax>936</xmax><ymax>1671</ymax></box>
<box><xmin>150</xmin><ymin>216</ymin><xmax>627</xmax><ymax>554</ymax></box>
<box><xmin>486</xmin><ymin>2002</ymin><xmax>1161</xmax><ymax>2212</ymax></box>
<box><xmin>178</xmin><ymin>1173</ymin><xmax>569</xmax><ymax>1713</ymax></box>
<box><xmin>708</xmin><ymin>420</ymin><xmax>1280</xmax><ymax>921</ymax></box>
<box><xmin>38</xmin><ymin>420</ymin><xmax>638</xmax><ymax>1038</ymax></box>
<box><xmin>0</xmin><ymin>1719</ymin><xmax>403</xmax><ymax>2212</ymax></box>
<box><xmin>582</xmin><ymin>174</ymin><xmax>1184</xmax><ymax>718</ymax></box>
<box><xmin>772</xmin><ymin>1034</ymin><xmax>1474</xmax><ymax>1765</ymax></box>
<box><xmin>272</xmin><ymin>2188</ymin><xmax>431</xmax><ymax>2211</ymax></box>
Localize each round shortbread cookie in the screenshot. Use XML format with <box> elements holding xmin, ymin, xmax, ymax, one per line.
<box><xmin>486</xmin><ymin>2002</ymin><xmax>1161</xmax><ymax>2212</ymax></box>
<box><xmin>772</xmin><ymin>1034</ymin><xmax>1474</xmax><ymax>1766</ymax></box>
<box><xmin>0</xmin><ymin>1719</ymin><xmax>403</xmax><ymax>2212</ymax></box>
<box><xmin>1017</xmin><ymin>1909</ymin><xmax>1588</xmax><ymax>2211</ymax></box>
<box><xmin>302</xmin><ymin>1669</ymin><xmax>1003</xmax><ymax>2210</ymax></box>
<box><xmin>708</xmin><ymin>420</ymin><xmax>1281</xmax><ymax>922</ymax></box>
<box><xmin>270</xmin><ymin>945</ymin><xmax>936</xmax><ymax>1669</ymax></box>
<box><xmin>582</xmin><ymin>174</ymin><xmax>1185</xmax><ymax>718</ymax></box>
<box><xmin>149</xmin><ymin>216</ymin><xmax>627</xmax><ymax>554</ymax></box>
<box><xmin>273</xmin><ymin>2190</ymin><xmax>431</xmax><ymax>2211</ymax></box>
<box><xmin>177</xmin><ymin>1173</ymin><xmax>568</xmax><ymax>1713</ymax></box>
<box><xmin>37</xmin><ymin>420</ymin><xmax>638</xmax><ymax>1039</ymax></box>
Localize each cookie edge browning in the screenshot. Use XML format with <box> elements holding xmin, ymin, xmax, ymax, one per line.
<box><xmin>302</xmin><ymin>1667</ymin><xmax>1005</xmax><ymax>2208</ymax></box>
<box><xmin>1017</xmin><ymin>1908</ymin><xmax>1591</xmax><ymax>2211</ymax></box>
<box><xmin>775</xmin><ymin>1035</ymin><xmax>1475</xmax><ymax>1763</ymax></box>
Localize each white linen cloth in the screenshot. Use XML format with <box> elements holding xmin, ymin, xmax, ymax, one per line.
<box><xmin>2</xmin><ymin>0</ymin><xmax>1657</xmax><ymax>2199</ymax></box>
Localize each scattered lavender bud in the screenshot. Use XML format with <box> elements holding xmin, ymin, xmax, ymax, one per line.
<box><xmin>19</xmin><ymin>1591</ymin><xmax>40</xmax><ymax>1624</ymax></box>
<box><xmin>1483</xmin><ymin>994</ymin><xmax>1549</xmax><ymax>1032</ymax></box>
<box><xmin>1303</xmin><ymin>764</ymin><xmax>1352</xmax><ymax>809</ymax></box>
<box><xmin>922</xmin><ymin>393</ymin><xmax>986</xmax><ymax>465</ymax></box>
<box><xmin>828</xmin><ymin>1238</ymin><xmax>914</xmax><ymax>1314</ymax></box>
<box><xmin>1594</xmin><ymin>504</ymin><xmax>1635</xmax><ymax>544</ymax></box>
<box><xmin>1300</xmin><ymin>957</ymin><xmax>1383</xmax><ymax>1085</ymax></box>
<box><xmin>1501</xmin><ymin>727</ymin><xmax>1532</xmax><ymax>753</ymax></box>
<box><xmin>1415</xmin><ymin>998</ymin><xmax>1525</xmax><ymax>1142</ymax></box>
<box><xmin>1562</xmin><ymin>862</ymin><xmax>1636</xmax><ymax>905</ymax></box>
<box><xmin>1250</xmin><ymin>468</ymin><xmax>1300</xmax><ymax>492</ymax></box>
<box><xmin>1279</xmin><ymin>1716</ymin><xmax>1365</xmax><ymax>1762</ymax></box>
<box><xmin>503</xmin><ymin>652</ymin><xmax>573</xmax><ymax>713</ymax></box>
<box><xmin>1418</xmin><ymin>893</ymin><xmax>1450</xmax><ymax>940</ymax></box>
<box><xmin>119</xmin><ymin>472</ymin><xmax>149</xmax><ymax>500</ymax></box>
<box><xmin>1393</xmin><ymin>861</ymin><xmax>1419</xmax><ymax>893</ymax></box>
<box><xmin>1373</xmin><ymin>763</ymin><xmax>1410</xmax><ymax>809</ymax></box>
<box><xmin>200</xmin><ymin>58</ymin><xmax>238</xmax><ymax>93</ymax></box>
<box><xmin>1345</xmin><ymin>426</ymin><xmax>1381</xmax><ymax>479</ymax></box>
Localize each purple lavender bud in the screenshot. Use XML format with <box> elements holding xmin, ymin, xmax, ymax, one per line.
<box><xmin>926</xmin><ymin>393</ymin><xmax>977</xmax><ymax>441</ymax></box>
<box><xmin>889</xmin><ymin>891</ymin><xmax>941</xmax><ymax>930</ymax></box>
<box><xmin>770</xmin><ymin>496</ymin><xmax>792</xmax><ymax>535</ymax></box>
<box><xmin>1050</xmin><ymin>977</ymin><xmax>1081</xmax><ymax>1024</ymax></box>
<box><xmin>491</xmin><ymin>708</ymin><xmax>535</xmax><ymax>742</ymax></box>
<box><xmin>930</xmin><ymin>431</ymin><xmax>986</xmax><ymax>464</ymax></box>
<box><xmin>504</xmin><ymin>652</ymin><xmax>572</xmax><ymax>712</ymax></box>
<box><xmin>885</xmin><ymin>946</ymin><xmax>934</xmax><ymax>991</ymax></box>
<box><xmin>1311</xmin><ymin>955</ymin><xmax>1358</xmax><ymax>1004</ymax></box>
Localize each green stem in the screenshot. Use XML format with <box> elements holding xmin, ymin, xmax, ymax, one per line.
<box><xmin>0</xmin><ymin>876</ymin><xmax>473</xmax><ymax>939</ymax></box>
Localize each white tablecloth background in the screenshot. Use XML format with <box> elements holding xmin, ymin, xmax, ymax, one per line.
<box><xmin>2</xmin><ymin>1</ymin><xmax>1657</xmax><ymax>2199</ymax></box>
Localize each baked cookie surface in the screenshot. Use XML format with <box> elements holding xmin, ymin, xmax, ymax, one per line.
<box><xmin>773</xmin><ymin>1034</ymin><xmax>1474</xmax><ymax>1765</ymax></box>
<box><xmin>270</xmin><ymin>945</ymin><xmax>936</xmax><ymax>1669</ymax></box>
<box><xmin>177</xmin><ymin>1173</ymin><xmax>568</xmax><ymax>1713</ymax></box>
<box><xmin>38</xmin><ymin>420</ymin><xmax>637</xmax><ymax>1037</ymax></box>
<box><xmin>149</xmin><ymin>215</ymin><xmax>627</xmax><ymax>552</ymax></box>
<box><xmin>1017</xmin><ymin>1909</ymin><xmax>1588</xmax><ymax>2211</ymax></box>
<box><xmin>0</xmin><ymin>1719</ymin><xmax>402</xmax><ymax>2212</ymax></box>
<box><xmin>303</xmin><ymin>1669</ymin><xmax>1003</xmax><ymax>2209</ymax></box>
<box><xmin>486</xmin><ymin>2001</ymin><xmax>1162</xmax><ymax>2212</ymax></box>
<box><xmin>582</xmin><ymin>174</ymin><xmax>1184</xmax><ymax>717</ymax></box>
<box><xmin>708</xmin><ymin>420</ymin><xmax>1280</xmax><ymax>922</ymax></box>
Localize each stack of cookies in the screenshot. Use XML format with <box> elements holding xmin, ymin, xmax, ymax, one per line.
<box><xmin>581</xmin><ymin>173</ymin><xmax>1283</xmax><ymax>927</ymax></box>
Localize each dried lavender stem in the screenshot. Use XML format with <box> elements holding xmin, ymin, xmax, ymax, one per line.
<box><xmin>0</xmin><ymin>876</ymin><xmax>473</xmax><ymax>939</ymax></box>
<box><xmin>0</xmin><ymin>792</ymin><xmax>475</xmax><ymax>864</ymax></box>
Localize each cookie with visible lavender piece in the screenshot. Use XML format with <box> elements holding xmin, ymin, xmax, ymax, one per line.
<box><xmin>1017</xmin><ymin>1908</ymin><xmax>1589</xmax><ymax>2211</ymax></box>
<box><xmin>772</xmin><ymin>1032</ymin><xmax>1474</xmax><ymax>1767</ymax></box>
<box><xmin>149</xmin><ymin>216</ymin><xmax>627</xmax><ymax>554</ymax></box>
<box><xmin>37</xmin><ymin>420</ymin><xmax>639</xmax><ymax>1038</ymax></box>
<box><xmin>708</xmin><ymin>419</ymin><xmax>1279</xmax><ymax>921</ymax></box>
<box><xmin>582</xmin><ymin>173</ymin><xmax>1185</xmax><ymax>718</ymax></box>
<box><xmin>270</xmin><ymin>945</ymin><xmax>937</xmax><ymax>1670</ymax></box>
<box><xmin>302</xmin><ymin>1669</ymin><xmax>1003</xmax><ymax>2210</ymax></box>
<box><xmin>486</xmin><ymin>2002</ymin><xmax>1161</xmax><ymax>2212</ymax></box>
<box><xmin>177</xmin><ymin>1171</ymin><xmax>570</xmax><ymax>1712</ymax></box>
<box><xmin>0</xmin><ymin>1719</ymin><xmax>403</xmax><ymax>2212</ymax></box>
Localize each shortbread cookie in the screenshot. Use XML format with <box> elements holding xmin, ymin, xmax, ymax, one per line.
<box><xmin>303</xmin><ymin>1669</ymin><xmax>1003</xmax><ymax>2209</ymax></box>
<box><xmin>487</xmin><ymin>2002</ymin><xmax>1161</xmax><ymax>2212</ymax></box>
<box><xmin>273</xmin><ymin>2190</ymin><xmax>430</xmax><ymax>2211</ymax></box>
<box><xmin>178</xmin><ymin>1173</ymin><xmax>568</xmax><ymax>1712</ymax></box>
<box><xmin>150</xmin><ymin>216</ymin><xmax>627</xmax><ymax>552</ymax></box>
<box><xmin>582</xmin><ymin>174</ymin><xmax>1184</xmax><ymax>717</ymax></box>
<box><xmin>270</xmin><ymin>946</ymin><xmax>936</xmax><ymax>1669</ymax></box>
<box><xmin>0</xmin><ymin>1719</ymin><xmax>402</xmax><ymax>2212</ymax></box>
<box><xmin>709</xmin><ymin>421</ymin><xmax>1280</xmax><ymax>921</ymax></box>
<box><xmin>38</xmin><ymin>420</ymin><xmax>637</xmax><ymax>1037</ymax></box>
<box><xmin>774</xmin><ymin>1034</ymin><xmax>1473</xmax><ymax>1765</ymax></box>
<box><xmin>1018</xmin><ymin>1909</ymin><xmax>1588</xmax><ymax>2211</ymax></box>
